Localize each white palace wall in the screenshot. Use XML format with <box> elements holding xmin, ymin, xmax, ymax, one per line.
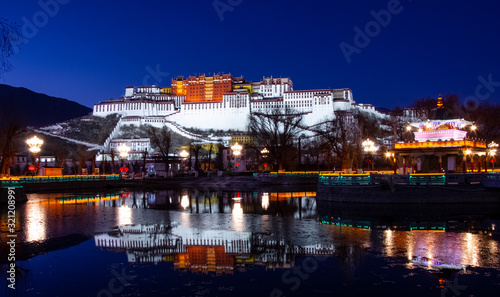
<box><xmin>93</xmin><ymin>85</ymin><xmax>381</xmax><ymax>131</ymax></box>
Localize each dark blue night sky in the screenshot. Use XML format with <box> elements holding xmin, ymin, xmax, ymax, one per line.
<box><xmin>3</xmin><ymin>0</ymin><xmax>500</xmax><ymax>109</ymax></box>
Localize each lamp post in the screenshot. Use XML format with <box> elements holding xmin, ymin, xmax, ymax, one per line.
<box><xmin>405</xmin><ymin>124</ymin><xmax>412</xmax><ymax>142</ymax></box>
<box><xmin>27</xmin><ymin>135</ymin><xmax>43</xmax><ymax>176</ymax></box>
<box><xmin>231</xmin><ymin>142</ymin><xmax>242</xmax><ymax>171</ymax></box>
<box><xmin>362</xmin><ymin>139</ymin><xmax>378</xmax><ymax>172</ymax></box>
<box><xmin>117</xmin><ymin>143</ymin><xmax>130</xmax><ymax>177</ymax></box>
<box><xmin>465</xmin><ymin>149</ymin><xmax>472</xmax><ymax>173</ymax></box>
<box><xmin>386</xmin><ymin>152</ymin><xmax>396</xmax><ymax>174</ymax></box>
<box><xmin>179</xmin><ymin>149</ymin><xmax>189</xmax><ymax>175</ymax></box>
<box><xmin>488</xmin><ymin>141</ymin><xmax>498</xmax><ymax>171</ymax></box>
<box><xmin>261</xmin><ymin>147</ymin><xmax>269</xmax><ymax>172</ymax></box>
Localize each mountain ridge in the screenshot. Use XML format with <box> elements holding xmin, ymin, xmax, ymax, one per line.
<box><xmin>0</xmin><ymin>84</ymin><xmax>92</xmax><ymax>128</ymax></box>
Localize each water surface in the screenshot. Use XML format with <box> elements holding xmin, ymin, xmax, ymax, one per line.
<box><xmin>1</xmin><ymin>188</ymin><xmax>499</xmax><ymax>296</ymax></box>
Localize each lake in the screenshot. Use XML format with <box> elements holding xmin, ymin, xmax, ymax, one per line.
<box><xmin>1</xmin><ymin>187</ymin><xmax>500</xmax><ymax>296</ymax></box>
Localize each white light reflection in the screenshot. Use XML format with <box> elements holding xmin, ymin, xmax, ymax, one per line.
<box><xmin>463</xmin><ymin>232</ymin><xmax>479</xmax><ymax>267</ymax></box>
<box><xmin>232</xmin><ymin>201</ymin><xmax>243</xmax><ymax>216</ymax></box>
<box><xmin>232</xmin><ymin>199</ymin><xmax>244</xmax><ymax>231</ymax></box>
<box><xmin>117</xmin><ymin>206</ymin><xmax>132</xmax><ymax>226</ymax></box>
<box><xmin>25</xmin><ymin>202</ymin><xmax>47</xmax><ymax>242</ymax></box>
<box><xmin>181</xmin><ymin>195</ymin><xmax>189</xmax><ymax>209</ymax></box>
<box><xmin>384</xmin><ymin>229</ymin><xmax>394</xmax><ymax>257</ymax></box>
<box><xmin>261</xmin><ymin>193</ymin><xmax>269</xmax><ymax>210</ymax></box>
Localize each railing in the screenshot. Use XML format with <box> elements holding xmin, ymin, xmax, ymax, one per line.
<box><xmin>0</xmin><ymin>180</ymin><xmax>23</xmax><ymax>188</ymax></box>
<box><xmin>0</xmin><ymin>175</ymin><xmax>120</xmax><ymax>184</ymax></box>
<box><xmin>256</xmin><ymin>171</ymin><xmax>328</xmax><ymax>178</ymax></box>
<box><xmin>318</xmin><ymin>173</ymin><xmax>500</xmax><ymax>186</ymax></box>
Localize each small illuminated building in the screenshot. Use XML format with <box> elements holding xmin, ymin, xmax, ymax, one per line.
<box><xmin>392</xmin><ymin>96</ymin><xmax>487</xmax><ymax>173</ymax></box>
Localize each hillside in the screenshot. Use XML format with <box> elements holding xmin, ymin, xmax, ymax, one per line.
<box><xmin>0</xmin><ymin>84</ymin><xmax>92</xmax><ymax>128</ymax></box>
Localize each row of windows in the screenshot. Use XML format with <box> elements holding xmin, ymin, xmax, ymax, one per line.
<box><xmin>252</xmin><ymin>102</ymin><xmax>284</xmax><ymax>109</ymax></box>
<box><xmin>96</xmin><ymin>102</ymin><xmax>177</xmax><ymax>113</ymax></box>
<box><xmin>184</xmin><ymin>103</ymin><xmax>222</xmax><ymax>110</ymax></box>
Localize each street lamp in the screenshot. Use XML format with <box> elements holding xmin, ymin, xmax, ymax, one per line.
<box><xmin>179</xmin><ymin>150</ymin><xmax>189</xmax><ymax>175</ymax></box>
<box><xmin>488</xmin><ymin>141</ymin><xmax>498</xmax><ymax>170</ymax></box>
<box><xmin>117</xmin><ymin>143</ymin><xmax>130</xmax><ymax>159</ymax></box>
<box><xmin>386</xmin><ymin>152</ymin><xmax>397</xmax><ymax>174</ymax></box>
<box><xmin>465</xmin><ymin>149</ymin><xmax>472</xmax><ymax>172</ymax></box>
<box><xmin>231</xmin><ymin>142</ymin><xmax>242</xmax><ymax>156</ymax></box>
<box><xmin>117</xmin><ymin>143</ymin><xmax>130</xmax><ymax>176</ymax></box>
<box><xmin>261</xmin><ymin>148</ymin><xmax>269</xmax><ymax>172</ymax></box>
<box><xmin>231</xmin><ymin>142</ymin><xmax>243</xmax><ymax>171</ymax></box>
<box><xmin>27</xmin><ymin>136</ymin><xmax>44</xmax><ymax>175</ymax></box>
<box><xmin>362</xmin><ymin>139</ymin><xmax>378</xmax><ymax>171</ymax></box>
<box><xmin>180</xmin><ymin>149</ymin><xmax>189</xmax><ymax>159</ymax></box>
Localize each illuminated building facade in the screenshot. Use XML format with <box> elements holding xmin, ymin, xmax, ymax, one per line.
<box><xmin>93</xmin><ymin>74</ymin><xmax>381</xmax><ymax>131</ymax></box>
<box><xmin>391</xmin><ymin>96</ymin><xmax>487</xmax><ymax>173</ymax></box>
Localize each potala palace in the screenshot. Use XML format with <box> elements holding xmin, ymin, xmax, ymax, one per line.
<box><xmin>92</xmin><ymin>74</ymin><xmax>382</xmax><ymax>131</ymax></box>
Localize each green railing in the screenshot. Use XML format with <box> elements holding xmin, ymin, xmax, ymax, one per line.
<box><xmin>409</xmin><ymin>221</ymin><xmax>446</xmax><ymax>231</ymax></box>
<box><xmin>0</xmin><ymin>180</ymin><xmax>23</xmax><ymax>189</ymax></box>
<box><xmin>319</xmin><ymin>174</ymin><xmax>371</xmax><ymax>185</ymax></box>
<box><xmin>1</xmin><ymin>175</ymin><xmax>120</xmax><ymax>185</ymax></box>
<box><xmin>319</xmin><ymin>173</ymin><xmax>500</xmax><ymax>186</ymax></box>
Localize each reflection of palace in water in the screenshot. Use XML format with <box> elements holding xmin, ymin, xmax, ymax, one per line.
<box><xmin>63</xmin><ymin>189</ymin><xmax>318</xmax><ymax>219</ymax></box>
<box><xmin>95</xmin><ymin>224</ymin><xmax>335</xmax><ymax>273</ymax></box>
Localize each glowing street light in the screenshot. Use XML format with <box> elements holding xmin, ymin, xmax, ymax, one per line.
<box><xmin>385</xmin><ymin>151</ymin><xmax>397</xmax><ymax>174</ymax></box>
<box><xmin>27</xmin><ymin>136</ymin><xmax>44</xmax><ymax>175</ymax></box>
<box><xmin>179</xmin><ymin>150</ymin><xmax>189</xmax><ymax>159</ymax></box>
<box><xmin>27</xmin><ymin>135</ymin><xmax>44</xmax><ymax>154</ymax></box>
<box><xmin>179</xmin><ymin>150</ymin><xmax>189</xmax><ymax>175</ymax></box>
<box><xmin>261</xmin><ymin>147</ymin><xmax>269</xmax><ymax>156</ymax></box>
<box><xmin>488</xmin><ymin>141</ymin><xmax>498</xmax><ymax>170</ymax></box>
<box><xmin>488</xmin><ymin>141</ymin><xmax>498</xmax><ymax>155</ymax></box>
<box><xmin>117</xmin><ymin>143</ymin><xmax>130</xmax><ymax>159</ymax></box>
<box><xmin>362</xmin><ymin>139</ymin><xmax>378</xmax><ymax>153</ymax></box>
<box><xmin>362</xmin><ymin>139</ymin><xmax>378</xmax><ymax>171</ymax></box>
<box><xmin>231</xmin><ymin>142</ymin><xmax>242</xmax><ymax>156</ymax></box>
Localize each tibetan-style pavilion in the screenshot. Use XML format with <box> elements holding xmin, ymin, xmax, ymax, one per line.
<box><xmin>392</xmin><ymin>96</ymin><xmax>487</xmax><ymax>173</ymax></box>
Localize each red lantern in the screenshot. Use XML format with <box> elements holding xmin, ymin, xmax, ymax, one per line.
<box><xmin>492</xmin><ymin>160</ymin><xmax>497</xmax><ymax>163</ymax></box>
<box><xmin>124</xmin><ymin>168</ymin><xmax>129</xmax><ymax>172</ymax></box>
<box><xmin>236</xmin><ymin>162</ymin><xmax>240</xmax><ymax>167</ymax></box>
<box><xmin>28</xmin><ymin>166</ymin><xmax>35</xmax><ymax>171</ymax></box>
<box><xmin>119</xmin><ymin>168</ymin><xmax>124</xmax><ymax>172</ymax></box>
<box><xmin>264</xmin><ymin>163</ymin><xmax>268</xmax><ymax>167</ymax></box>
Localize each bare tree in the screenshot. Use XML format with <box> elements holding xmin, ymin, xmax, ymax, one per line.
<box><xmin>147</xmin><ymin>126</ymin><xmax>173</xmax><ymax>175</ymax></box>
<box><xmin>248</xmin><ymin>107</ymin><xmax>303</xmax><ymax>171</ymax></box>
<box><xmin>0</xmin><ymin>19</ymin><xmax>22</xmax><ymax>78</ymax></box>
<box><xmin>0</xmin><ymin>123</ymin><xmax>25</xmax><ymax>176</ymax></box>
<box><xmin>311</xmin><ymin>110</ymin><xmax>361</xmax><ymax>172</ymax></box>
